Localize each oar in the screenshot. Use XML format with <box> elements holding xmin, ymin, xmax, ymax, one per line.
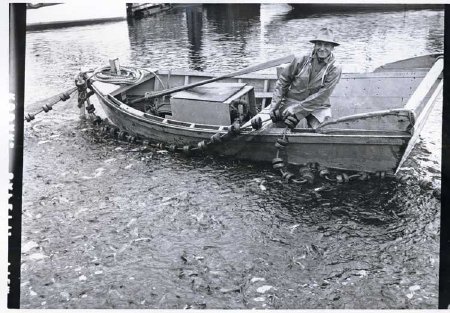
<box><xmin>129</xmin><ymin>54</ymin><xmax>295</xmax><ymax>105</ymax></box>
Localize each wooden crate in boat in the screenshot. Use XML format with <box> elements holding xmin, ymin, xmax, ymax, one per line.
<box><xmin>171</xmin><ymin>82</ymin><xmax>255</xmax><ymax>125</ymax></box>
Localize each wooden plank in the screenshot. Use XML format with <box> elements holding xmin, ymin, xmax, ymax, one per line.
<box><xmin>239</xmin><ymin>122</ymin><xmax>407</xmax><ymax>145</ymax></box>
<box><xmin>91</xmin><ymin>80</ymin><xmax>121</xmax><ymax>95</ymax></box>
<box><xmin>171</xmin><ymin>97</ymin><xmax>231</xmax><ymax>125</ymax></box>
<box><xmin>332</xmin><ymin>76</ymin><xmax>422</xmax><ymax>98</ymax></box>
<box><xmin>313</xmin><ymin>128</ymin><xmax>411</xmax><ymax>136</ymax></box>
<box><xmin>167</xmin><ymin>70</ymin><xmax>171</xmax><ymax>89</ymax></box>
<box><xmin>331</xmin><ymin>96</ymin><xmax>404</xmax><ymax>108</ymax></box>
<box><xmin>155</xmin><ymin>69</ymin><xmax>427</xmax><ymax>101</ymax></box>
<box><xmin>261</xmin><ymin>79</ymin><xmax>269</xmax><ymax>108</ymax></box>
<box><xmin>404</xmin><ymin>58</ymin><xmax>443</xmax><ymax>111</ymax></box>
<box><xmin>93</xmin><ymin>70</ymin><xmax>157</xmax><ymax>98</ymax></box>
<box><xmin>154</xmin><ymin>75</ymin><xmax>160</xmax><ymax>91</ymax></box>
<box><xmin>171</xmin><ymin>82</ymin><xmax>246</xmax><ymax>102</ymax></box>
<box><xmin>113</xmin><ymin>76</ymin><xmax>156</xmax><ymax>97</ymax></box>
<box><xmin>225</xmin><ymin>86</ymin><xmax>254</xmax><ymax>103</ymax></box>
<box><xmin>255</xmin><ymin>91</ymin><xmax>272</xmax><ymax>99</ymax></box>
<box><xmin>330</xmin><ymin>96</ymin><xmax>405</xmax><ymax>118</ymax></box>
<box><xmin>395</xmin><ymin>80</ymin><xmax>443</xmax><ymax>173</ymax></box>
<box><xmin>283</xmin><ymin>142</ymin><xmax>403</xmax><ymax>173</ymax></box>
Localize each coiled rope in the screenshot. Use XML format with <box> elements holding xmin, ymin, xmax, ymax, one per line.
<box><xmin>91</xmin><ymin>65</ymin><xmax>165</xmax><ymax>88</ymax></box>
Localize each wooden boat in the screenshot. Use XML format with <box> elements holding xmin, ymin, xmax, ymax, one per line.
<box><xmin>88</xmin><ymin>54</ymin><xmax>443</xmax><ymax>174</ymax></box>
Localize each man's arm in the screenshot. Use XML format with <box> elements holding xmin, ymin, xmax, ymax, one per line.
<box><xmin>283</xmin><ymin>65</ymin><xmax>342</xmax><ymax>118</ymax></box>
<box><xmin>266</xmin><ymin>56</ymin><xmax>302</xmax><ymax>112</ymax></box>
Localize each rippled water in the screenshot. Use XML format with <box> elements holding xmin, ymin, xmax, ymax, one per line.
<box><xmin>22</xmin><ymin>4</ymin><xmax>442</xmax><ymax>309</ymax></box>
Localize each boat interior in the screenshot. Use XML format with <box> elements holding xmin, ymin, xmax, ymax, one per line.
<box><xmin>101</xmin><ymin>54</ymin><xmax>442</xmax><ymax>128</ymax></box>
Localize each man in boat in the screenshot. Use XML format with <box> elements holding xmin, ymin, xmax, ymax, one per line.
<box><xmin>261</xmin><ymin>27</ymin><xmax>342</xmax><ymax>129</ymax></box>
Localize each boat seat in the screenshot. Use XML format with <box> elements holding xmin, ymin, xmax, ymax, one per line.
<box><xmin>255</xmin><ymin>91</ymin><xmax>272</xmax><ymax>99</ymax></box>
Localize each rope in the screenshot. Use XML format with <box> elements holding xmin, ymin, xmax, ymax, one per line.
<box><xmin>91</xmin><ymin>66</ymin><xmax>149</xmax><ymax>85</ymax></box>
<box><xmin>24</xmin><ymin>87</ymin><xmax>78</xmax><ymax>122</ymax></box>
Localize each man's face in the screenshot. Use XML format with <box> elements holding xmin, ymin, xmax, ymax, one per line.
<box><xmin>314</xmin><ymin>41</ymin><xmax>334</xmax><ymax>59</ymax></box>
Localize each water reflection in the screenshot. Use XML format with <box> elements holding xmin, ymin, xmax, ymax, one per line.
<box><xmin>124</xmin><ymin>4</ymin><xmax>443</xmax><ymax>72</ymax></box>
<box><xmin>25</xmin><ymin>21</ymin><xmax>131</xmax><ymax>102</ymax></box>
<box><xmin>126</xmin><ymin>9</ymin><xmax>191</xmax><ymax>69</ymax></box>
<box><xmin>426</xmin><ymin>14</ymin><xmax>445</xmax><ymax>52</ymax></box>
<box><xmin>186</xmin><ymin>5</ymin><xmax>205</xmax><ymax>71</ymax></box>
<box><xmin>287</xmin><ymin>3</ymin><xmax>444</xmax><ymax>16</ymax></box>
<box><xmin>204</xmin><ymin>4</ymin><xmax>260</xmax><ymax>35</ymax></box>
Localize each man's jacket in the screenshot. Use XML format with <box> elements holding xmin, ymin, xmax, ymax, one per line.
<box><xmin>270</xmin><ymin>52</ymin><xmax>342</xmax><ymax>122</ymax></box>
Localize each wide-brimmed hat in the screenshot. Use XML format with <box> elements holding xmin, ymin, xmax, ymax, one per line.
<box><xmin>310</xmin><ymin>27</ymin><xmax>340</xmax><ymax>46</ymax></box>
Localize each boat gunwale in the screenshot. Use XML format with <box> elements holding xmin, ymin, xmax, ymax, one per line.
<box><xmin>153</xmin><ymin>68</ymin><xmax>429</xmax><ymax>80</ymax></box>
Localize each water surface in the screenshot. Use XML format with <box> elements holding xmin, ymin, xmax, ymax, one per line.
<box><xmin>22</xmin><ymin>4</ymin><xmax>442</xmax><ymax>309</ymax></box>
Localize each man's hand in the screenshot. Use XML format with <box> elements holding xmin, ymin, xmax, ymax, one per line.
<box><xmin>282</xmin><ymin>109</ymin><xmax>304</xmax><ymax>129</ymax></box>
<box><xmin>269</xmin><ymin>109</ymin><xmax>283</xmax><ymax>123</ymax></box>
<box><xmin>282</xmin><ymin>106</ymin><xmax>296</xmax><ymax>119</ymax></box>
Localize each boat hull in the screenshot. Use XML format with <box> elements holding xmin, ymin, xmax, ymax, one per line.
<box><xmin>88</xmin><ymin>54</ymin><xmax>442</xmax><ymax>174</ymax></box>
<box><xmin>93</xmin><ymin>88</ymin><xmax>409</xmax><ymax>174</ymax></box>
